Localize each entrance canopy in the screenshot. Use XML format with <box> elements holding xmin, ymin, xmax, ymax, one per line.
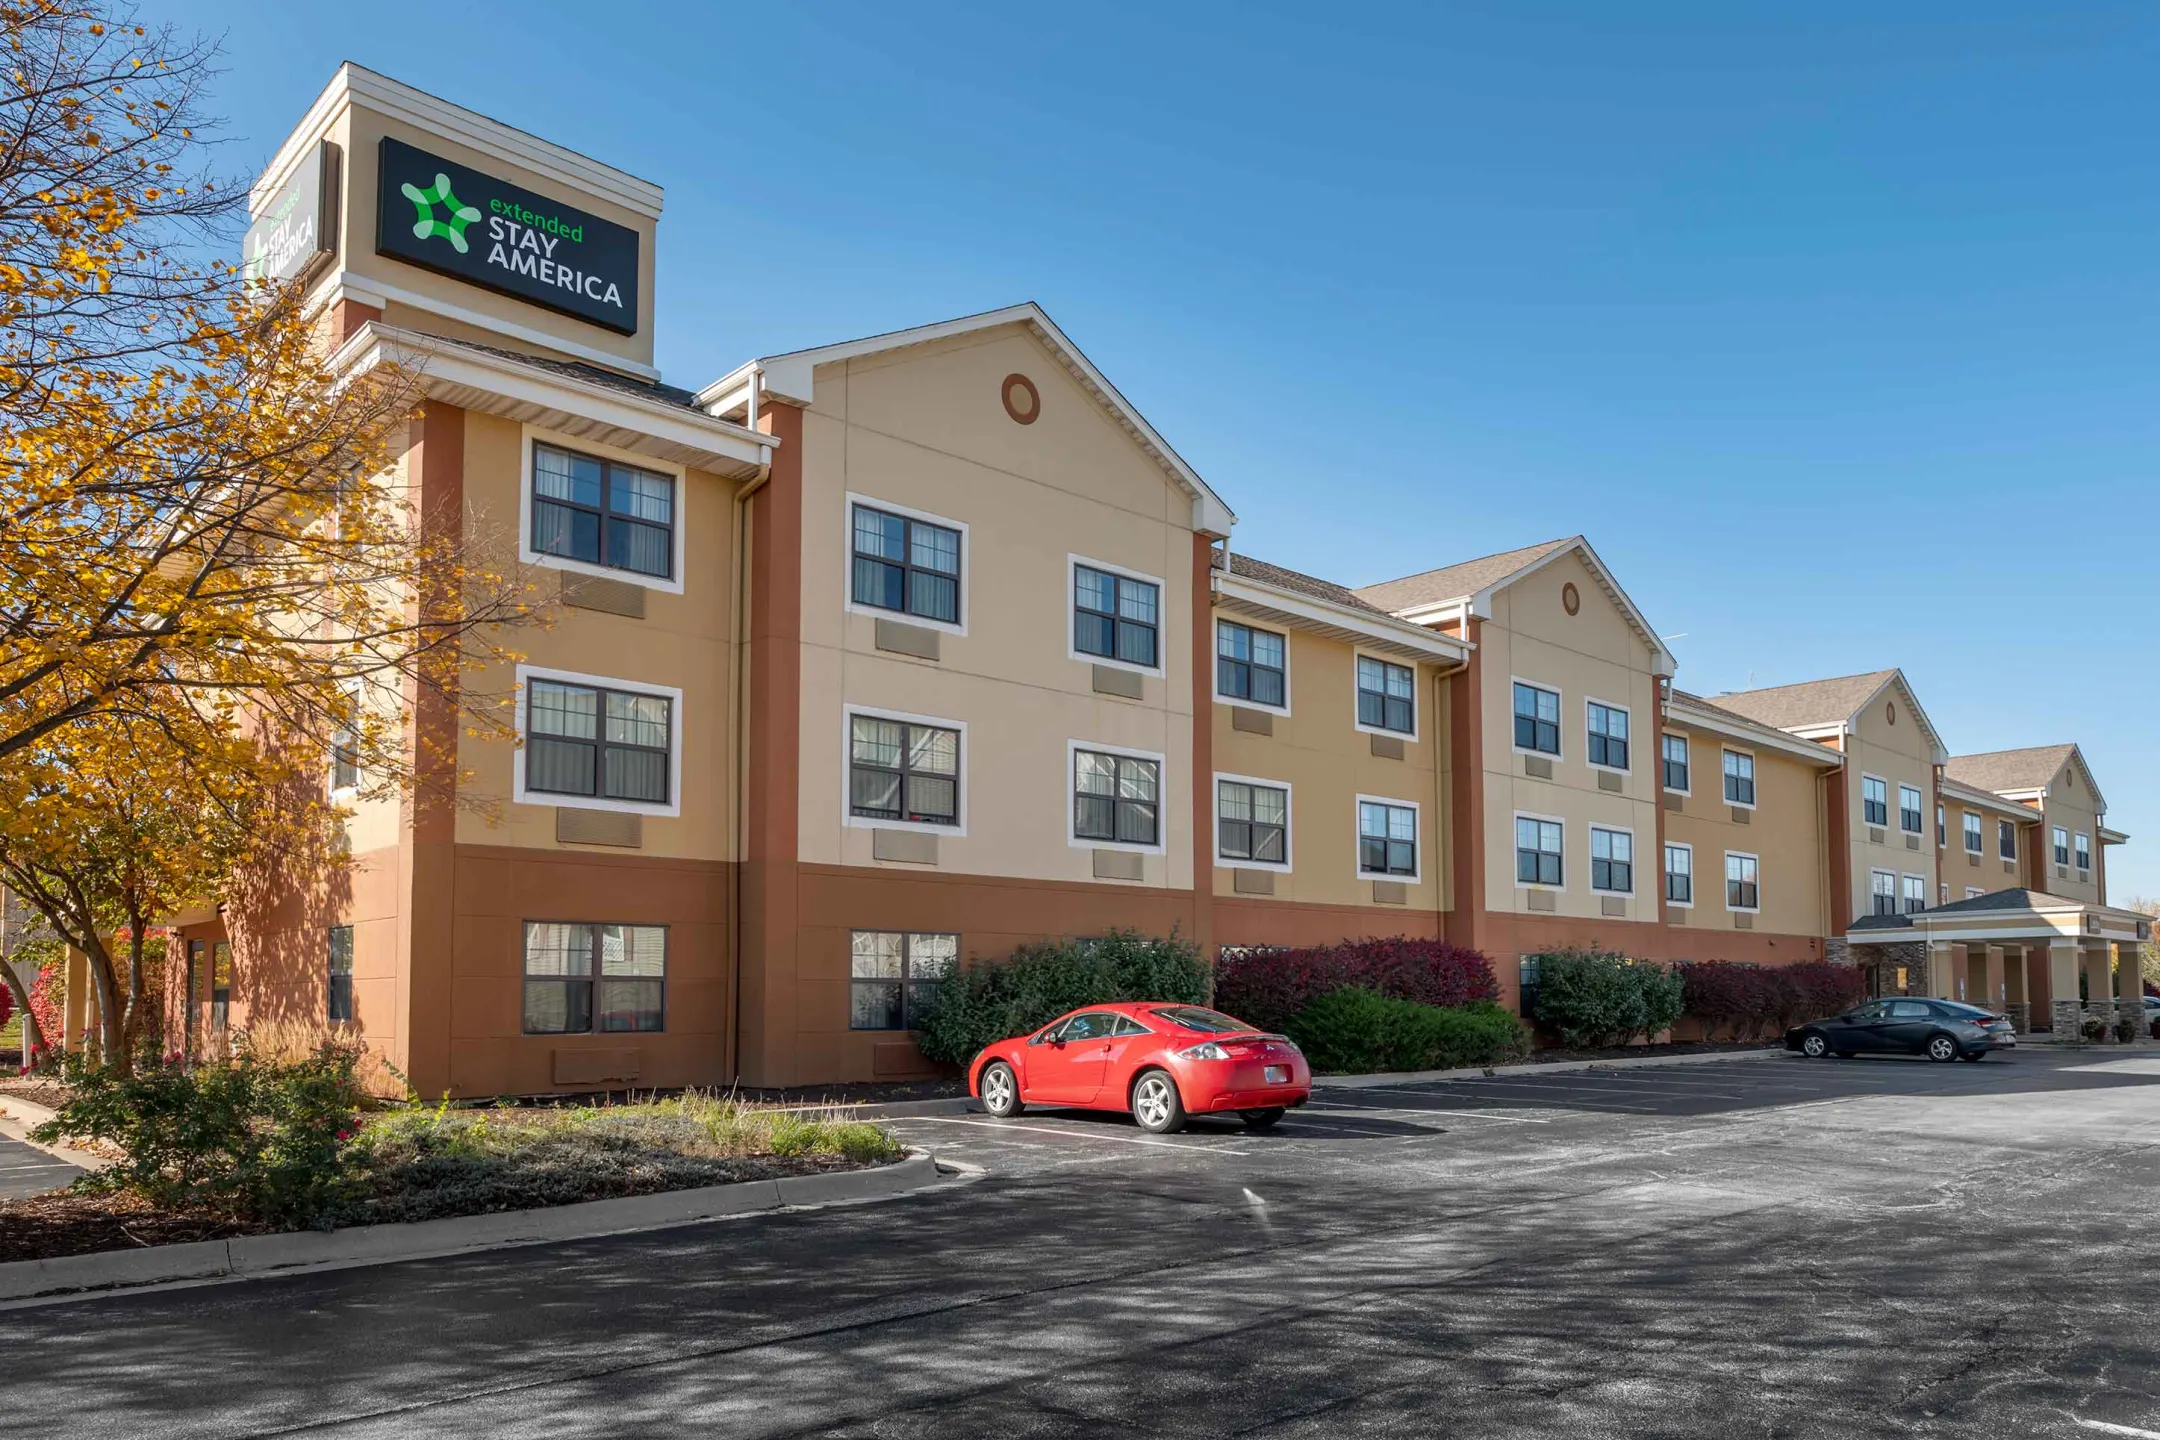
<box><xmin>1844</xmin><ymin>888</ymin><xmax>2152</xmax><ymax>950</ymax></box>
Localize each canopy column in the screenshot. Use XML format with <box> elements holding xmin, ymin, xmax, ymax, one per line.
<box><xmin>2117</xmin><ymin>939</ymin><xmax>2148</xmax><ymax>1044</ymax></box>
<box><xmin>2049</xmin><ymin>942</ymin><xmax>2083</xmax><ymax>1040</ymax></box>
<box><xmin>2082</xmin><ymin>944</ymin><xmax>2117</xmax><ymax>1041</ymax></box>
<box><xmin>1982</xmin><ymin>945</ymin><xmax>2007</xmax><ymax>1012</ymax></box>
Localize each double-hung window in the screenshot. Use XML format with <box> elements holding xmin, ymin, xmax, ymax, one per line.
<box><xmin>1217</xmin><ymin>621</ymin><xmax>1287</xmax><ymax>708</ymax></box>
<box><xmin>1901</xmin><ymin>874</ymin><xmax>1927</xmax><ymax>914</ymax></box>
<box><xmin>1936</xmin><ymin>804</ymin><xmax>1946</xmax><ymax>847</ymax></box>
<box><xmin>1358</xmin><ymin>800</ymin><xmax>1417</xmax><ymax>878</ymax></box>
<box><xmin>1723</xmin><ymin>750</ymin><xmax>1755</xmax><ymax>806</ymax></box>
<box><xmin>850</xmin><ymin>716</ymin><xmax>961</xmax><ymax>827</ymax></box>
<box><xmin>1590</xmin><ymin>827</ymin><xmax>1633</xmax><ymax>893</ymax></box>
<box><xmin>1899</xmin><ymin>785</ymin><xmax>1924</xmax><ymax>836</ymax></box>
<box><xmin>527</xmin><ymin>678</ymin><xmax>673</xmax><ymax>806</ymax></box>
<box><xmin>1217</xmin><ymin>778</ymin><xmax>1289</xmax><ymax>866</ymax></box>
<box><xmin>1074</xmin><ymin>564</ymin><xmax>1159</xmax><ymax>669</ymax></box>
<box><xmin>1963</xmin><ymin>812</ymin><xmax>1983</xmax><ymax>854</ymax></box>
<box><xmin>1512</xmin><ymin>682</ymin><xmax>1560</xmax><ymax>755</ymax></box>
<box><xmin>1516</xmin><ymin>816</ymin><xmax>1563</xmax><ymax>887</ymax></box>
<box><xmin>2075</xmin><ymin>832</ymin><xmax>2091</xmax><ymax>871</ymax></box>
<box><xmin>1664</xmin><ymin>843</ymin><xmax>1693</xmax><ymax>904</ymax></box>
<box><xmin>1661</xmin><ymin>734</ymin><xmax>1690</xmax><ymax>792</ymax></box>
<box><xmin>1871</xmin><ymin>869</ymin><xmax>1897</xmax><ymax>917</ymax></box>
<box><xmin>1726</xmin><ymin>853</ymin><xmax>1760</xmax><ymax>911</ymax></box>
<box><xmin>851</xmin><ymin>503</ymin><xmax>961</xmax><ymax>626</ymax></box>
<box><xmin>1075</xmin><ymin>748</ymin><xmax>1161</xmax><ymax>848</ymax></box>
<box><xmin>2053</xmin><ymin>826</ymin><xmax>2070</xmax><ymax>866</ymax></box>
<box><xmin>1357</xmin><ymin>657</ymin><xmax>1415</xmax><ymax>735</ymax></box>
<box><xmin>1998</xmin><ymin>820</ymin><xmax>2017</xmax><ymax>861</ymax></box>
<box><xmin>1587</xmin><ymin>702</ymin><xmax>1629</xmax><ymax>770</ymax></box>
<box><xmin>522</xmin><ymin>922</ymin><xmax>666</xmax><ymax>1035</ymax></box>
<box><xmin>850</xmin><ymin>931</ymin><xmax>956</xmax><ymax>1031</ymax></box>
<box><xmin>330</xmin><ymin>686</ymin><xmax>360</xmax><ymax>793</ymax></box>
<box><xmin>1862</xmin><ymin>775</ymin><xmax>1889</xmax><ymax>828</ymax></box>
<box><xmin>327</xmin><ymin>926</ymin><xmax>353</xmax><ymax>1024</ymax></box>
<box><xmin>531</xmin><ymin>442</ymin><xmax>675</xmax><ymax>580</ymax></box>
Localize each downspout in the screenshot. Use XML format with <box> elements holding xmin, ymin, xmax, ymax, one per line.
<box><xmin>729</xmin><ymin>366</ymin><xmax>770</xmax><ymax>1086</ymax></box>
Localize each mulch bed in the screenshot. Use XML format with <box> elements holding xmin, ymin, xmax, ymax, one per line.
<box><xmin>0</xmin><ymin>1149</ymin><xmax>882</xmax><ymax>1266</ymax></box>
<box><xmin>0</xmin><ymin>1076</ymin><xmax>73</xmax><ymax>1109</ymax></box>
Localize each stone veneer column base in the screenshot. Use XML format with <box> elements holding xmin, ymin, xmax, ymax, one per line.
<box><xmin>2004</xmin><ymin>1002</ymin><xmax>2030</xmax><ymax>1034</ymax></box>
<box><xmin>2119</xmin><ymin>998</ymin><xmax>2150</xmax><ymax>1045</ymax></box>
<box><xmin>2051</xmin><ymin>999</ymin><xmax>2083</xmax><ymax>1042</ymax></box>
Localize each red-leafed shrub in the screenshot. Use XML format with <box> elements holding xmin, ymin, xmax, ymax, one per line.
<box><xmin>1679</xmin><ymin>960</ymin><xmax>1868</xmax><ymax>1040</ymax></box>
<box><xmin>1214</xmin><ymin>937</ymin><xmax>1498</xmax><ymax>1034</ymax></box>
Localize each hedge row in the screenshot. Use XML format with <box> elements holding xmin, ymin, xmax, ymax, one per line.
<box><xmin>1283</xmin><ymin>990</ymin><xmax>1529</xmax><ymax>1074</ymax></box>
<box><xmin>1527</xmin><ymin>947</ymin><xmax>1686</xmax><ymax>1048</ymax></box>
<box><xmin>913</xmin><ymin>930</ymin><xmax>1209</xmax><ymax>1065</ymax></box>
<box><xmin>1676</xmin><ymin>960</ymin><xmax>1869</xmax><ymax>1041</ymax></box>
<box><xmin>1213</xmin><ymin>938</ymin><xmax>1498</xmax><ymax>1035</ymax></box>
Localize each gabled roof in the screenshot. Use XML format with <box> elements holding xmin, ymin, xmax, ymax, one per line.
<box><xmin>1938</xmin><ymin>775</ymin><xmax>2039</xmax><ymax>820</ymax></box>
<box><xmin>1211</xmin><ymin>549</ymin><xmax>1471</xmax><ymax>666</ymax></box>
<box><xmin>1352</xmin><ymin>536</ymin><xmax>1675</xmax><ymax>678</ymax></box>
<box><xmin>1947</xmin><ymin>744</ymin><xmax>2103</xmax><ymax>809</ymax></box>
<box><xmin>1351</xmin><ymin>538</ymin><xmax>1571</xmax><ymax>616</ymax></box>
<box><xmin>697</xmin><ymin>302</ymin><xmax>1236</xmax><ymax>538</ymax></box>
<box><xmin>1709</xmin><ymin>668</ymin><xmax>1948</xmax><ymax>765</ymax></box>
<box><xmin>1665</xmin><ymin>688</ymin><xmax>1845</xmax><ymax>768</ymax></box>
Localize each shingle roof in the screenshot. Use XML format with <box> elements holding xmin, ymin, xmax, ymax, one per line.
<box><xmin>429</xmin><ymin>332</ymin><xmax>703</xmax><ymax>410</ymax></box>
<box><xmin>1847</xmin><ymin>912</ymin><xmax>1915</xmax><ymax>933</ymax></box>
<box><xmin>1702</xmin><ymin>670</ymin><xmax>1899</xmax><ymax>731</ymax></box>
<box><xmin>1216</xmin><ymin>550</ymin><xmax>1390</xmax><ymax>616</ymax></box>
<box><xmin>1350</xmin><ymin>538</ymin><xmax>1573</xmax><ymax>615</ymax></box>
<box><xmin>1925</xmin><ymin>887</ymin><xmax>2074</xmax><ymax>915</ymax></box>
<box><xmin>1945</xmin><ymin>745</ymin><xmax>2077</xmax><ymax>796</ymax></box>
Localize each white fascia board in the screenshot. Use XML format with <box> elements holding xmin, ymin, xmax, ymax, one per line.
<box><xmin>1216</xmin><ymin>573</ymin><xmax>1471</xmax><ymax>666</ymax></box>
<box><xmin>336</xmin><ymin>324</ymin><xmax>773</xmax><ymax>474</ymax></box>
<box><xmin>1665</xmin><ymin>699</ymin><xmax>1844</xmax><ymax>768</ymax></box>
<box><xmin>254</xmin><ymin>63</ymin><xmax>663</xmax><ymax>218</ymax></box>
<box><xmin>322</xmin><ymin>272</ymin><xmax>662</xmax><ymax>382</ymax></box>
<box><xmin>2101</xmin><ymin>826</ymin><xmax>2131</xmax><ymax>845</ymax></box>
<box><xmin>1938</xmin><ymin>778</ymin><xmax>2041</xmax><ymax>819</ymax></box>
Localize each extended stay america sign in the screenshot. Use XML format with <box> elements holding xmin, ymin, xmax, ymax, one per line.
<box><xmin>375</xmin><ymin>136</ymin><xmax>640</xmax><ymax>335</ymax></box>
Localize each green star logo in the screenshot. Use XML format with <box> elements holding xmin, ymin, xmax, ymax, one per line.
<box><xmin>401</xmin><ymin>171</ymin><xmax>482</xmax><ymax>254</ymax></box>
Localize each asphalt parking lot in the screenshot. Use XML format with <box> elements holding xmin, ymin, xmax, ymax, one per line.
<box><xmin>6</xmin><ymin>1048</ymin><xmax>2160</xmax><ymax>1439</ymax></box>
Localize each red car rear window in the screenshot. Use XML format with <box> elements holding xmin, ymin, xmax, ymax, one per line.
<box><xmin>1147</xmin><ymin>1006</ymin><xmax>1256</xmax><ymax>1034</ymax></box>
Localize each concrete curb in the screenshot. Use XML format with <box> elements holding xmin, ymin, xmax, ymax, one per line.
<box><xmin>0</xmin><ymin>1149</ymin><xmax>961</xmax><ymax>1308</ymax></box>
<box><xmin>1316</xmin><ymin>1047</ymin><xmax>1787</xmax><ymax>1089</ymax></box>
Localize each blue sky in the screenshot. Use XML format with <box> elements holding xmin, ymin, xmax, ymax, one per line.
<box><xmin>181</xmin><ymin>1</ymin><xmax>2157</xmax><ymax>897</ymax></box>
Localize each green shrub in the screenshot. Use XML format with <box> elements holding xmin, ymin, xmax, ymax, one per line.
<box><xmin>1528</xmin><ymin>947</ymin><xmax>1684</xmax><ymax>1048</ymax></box>
<box><xmin>914</xmin><ymin>929</ymin><xmax>1208</xmax><ymax>1065</ymax></box>
<box><xmin>36</xmin><ymin>1040</ymin><xmax>367</xmax><ymax>1227</ymax></box>
<box><xmin>1282</xmin><ymin>988</ymin><xmax>1530</xmax><ymax>1074</ymax></box>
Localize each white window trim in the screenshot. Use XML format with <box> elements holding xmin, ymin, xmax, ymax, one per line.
<box><xmin>1721</xmin><ymin>746</ymin><xmax>1758</xmax><ymax>811</ymax></box>
<box><xmin>843</xmin><ymin>492</ymin><xmax>971</xmax><ymax>637</ymax></box>
<box><xmin>1962</xmin><ymin>811</ymin><xmax>1984</xmax><ymax>854</ymax></box>
<box><xmin>1901</xmin><ymin>872</ymin><xmax>1928</xmax><ymax>910</ymax></box>
<box><xmin>2053</xmin><ymin>825</ymin><xmax>2071</xmax><ymax>864</ymax></box>
<box><xmin>1067</xmin><ymin>738</ymin><xmax>1168</xmax><ymax>855</ymax></box>
<box><xmin>1355</xmin><ymin>792</ymin><xmax>1423</xmax><ymax>886</ymax></box>
<box><xmin>513</xmin><ymin>662</ymin><xmax>685</xmax><ymax>818</ymax></box>
<box><xmin>518</xmin><ymin>425</ymin><xmax>688</xmax><ymax>596</ymax></box>
<box><xmin>1588</xmin><ymin>823</ymin><xmax>1636</xmax><ymax>896</ymax></box>
<box><xmin>843</xmin><ymin>705</ymin><xmax>970</xmax><ymax>838</ymax></box>
<box><xmin>1512</xmin><ymin>808</ymin><xmax>1567</xmax><ymax>893</ymax></box>
<box><xmin>1508</xmin><ymin>676</ymin><xmax>1562</xmax><ymax>761</ymax></box>
<box><xmin>328</xmin><ymin>677</ymin><xmax>365</xmax><ymax>802</ymax></box>
<box><xmin>1213</xmin><ymin>771</ymin><xmax>1293</xmax><ymax>874</ymax></box>
<box><xmin>1067</xmin><ymin>553</ymin><xmax>1167</xmax><ymax>677</ymax></box>
<box><xmin>1897</xmin><ymin>782</ymin><xmax>1926</xmax><ymax>837</ymax></box>
<box><xmin>1966</xmin><ymin>887</ymin><xmax>1986</xmax><ymax>900</ymax></box>
<box><xmin>1213</xmin><ymin>618</ymin><xmax>1292</xmax><ymax>717</ymax></box>
<box><xmin>1353</xmin><ymin>651</ymin><xmax>1420</xmax><ymax>742</ymax></box>
<box><xmin>1860</xmin><ymin>772</ymin><xmax>1890</xmax><ymax>828</ymax></box>
<box><xmin>2075</xmin><ymin>832</ymin><xmax>2092</xmax><ymax>871</ymax></box>
<box><xmin>1999</xmin><ymin>820</ymin><xmax>2018</xmax><ymax>861</ymax></box>
<box><xmin>1663</xmin><ymin>840</ymin><xmax>1695</xmax><ymax>909</ymax></box>
<box><xmin>1870</xmin><ymin>867</ymin><xmax>1899</xmax><ymax>912</ymax></box>
<box><xmin>1937</xmin><ymin>802</ymin><xmax>1946</xmax><ymax>849</ymax></box>
<box><xmin>1583</xmin><ymin>695</ymin><xmax>1632</xmax><ymax>775</ymax></box>
<box><xmin>1725</xmin><ymin>850</ymin><xmax>1763</xmax><ymax>915</ymax></box>
<box><xmin>1661</xmin><ymin>732</ymin><xmax>1692</xmax><ymax>797</ymax></box>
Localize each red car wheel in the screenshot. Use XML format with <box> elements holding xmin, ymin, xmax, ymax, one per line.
<box><xmin>1131</xmin><ymin>1070</ymin><xmax>1186</xmax><ymax>1134</ymax></box>
<box><xmin>980</xmin><ymin>1060</ymin><xmax>1023</xmax><ymax>1118</ymax></box>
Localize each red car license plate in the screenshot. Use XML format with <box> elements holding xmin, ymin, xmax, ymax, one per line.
<box><xmin>1264</xmin><ymin>1065</ymin><xmax>1289</xmax><ymax>1084</ymax></box>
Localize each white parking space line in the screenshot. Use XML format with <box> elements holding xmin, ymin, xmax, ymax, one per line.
<box><xmin>2074</xmin><ymin>1419</ymin><xmax>2160</xmax><ymax>1438</ymax></box>
<box><xmin>901</xmin><ymin>1115</ymin><xmax>1249</xmax><ymax>1155</ymax></box>
<box><xmin>1313</xmin><ymin>1093</ymin><xmax>1558</xmax><ymax>1120</ymax></box>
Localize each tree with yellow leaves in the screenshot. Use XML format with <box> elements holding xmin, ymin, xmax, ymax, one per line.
<box><xmin>0</xmin><ymin>5</ymin><xmax>539</xmax><ymax>1069</ymax></box>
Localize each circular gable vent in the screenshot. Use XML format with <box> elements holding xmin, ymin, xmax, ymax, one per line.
<box><xmin>1001</xmin><ymin>373</ymin><xmax>1040</xmax><ymax>425</ymax></box>
<box><xmin>1561</xmin><ymin>582</ymin><xmax>1580</xmax><ymax>616</ymax></box>
<box><xmin>1885</xmin><ymin>701</ymin><xmax>1897</xmax><ymax>725</ymax></box>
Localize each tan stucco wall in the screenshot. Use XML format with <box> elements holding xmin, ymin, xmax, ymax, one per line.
<box><xmin>2036</xmin><ymin>757</ymin><xmax>2105</xmax><ymax>903</ymax></box>
<box><xmin>312</xmin><ymin>97</ymin><xmax>658</xmax><ymax>371</ymax></box>
<box><xmin>454</xmin><ymin>413</ymin><xmax>741</xmax><ymax>861</ymax></box>
<box><xmin>1940</xmin><ymin>791</ymin><xmax>2028</xmax><ymax>899</ymax></box>
<box><xmin>1662</xmin><ymin>725</ymin><xmax>1827</xmax><ymax>940</ymax></box>
<box><xmin>1477</xmin><ymin>550</ymin><xmax>1663</xmax><ymax>925</ymax></box>
<box><xmin>794</xmin><ymin>326</ymin><xmax>1197</xmax><ymax>892</ymax></box>
<box><xmin>1839</xmin><ymin>680</ymin><xmax>1938</xmax><ymax>920</ymax></box>
<box><xmin>1208</xmin><ymin>624</ymin><xmax>1450</xmax><ymax>913</ymax></box>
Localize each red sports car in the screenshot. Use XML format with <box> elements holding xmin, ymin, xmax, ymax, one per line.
<box><xmin>969</xmin><ymin>1002</ymin><xmax>1311</xmax><ymax>1134</ymax></box>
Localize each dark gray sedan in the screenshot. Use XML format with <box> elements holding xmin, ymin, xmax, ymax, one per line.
<box><xmin>1787</xmin><ymin>998</ymin><xmax>2015</xmax><ymax>1062</ymax></box>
